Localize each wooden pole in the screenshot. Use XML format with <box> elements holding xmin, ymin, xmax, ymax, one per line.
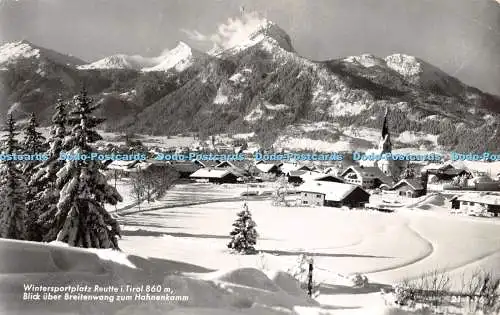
<box><xmin>307</xmin><ymin>258</ymin><xmax>313</xmax><ymax>297</ymax></box>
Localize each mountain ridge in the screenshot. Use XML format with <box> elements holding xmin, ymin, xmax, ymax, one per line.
<box><xmin>0</xmin><ymin>20</ymin><xmax>499</xmax><ymax>152</ymax></box>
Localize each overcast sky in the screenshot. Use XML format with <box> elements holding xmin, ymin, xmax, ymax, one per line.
<box><xmin>0</xmin><ymin>0</ymin><xmax>499</xmax><ymax>95</ymax></box>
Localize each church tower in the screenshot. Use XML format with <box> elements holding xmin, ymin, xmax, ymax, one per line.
<box><xmin>379</xmin><ymin>107</ymin><xmax>392</xmax><ymax>154</ymax></box>
<box><xmin>376</xmin><ymin>107</ymin><xmax>395</xmax><ymax>177</ymax></box>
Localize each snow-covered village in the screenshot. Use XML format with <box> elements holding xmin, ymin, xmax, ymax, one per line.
<box><xmin>0</xmin><ymin>1</ymin><xmax>500</xmax><ymax>315</ymax></box>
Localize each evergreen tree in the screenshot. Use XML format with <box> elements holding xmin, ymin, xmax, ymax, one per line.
<box><xmin>28</xmin><ymin>99</ymin><xmax>68</xmax><ymax>241</ymax></box>
<box><xmin>0</xmin><ymin>114</ymin><xmax>28</xmax><ymax>240</ymax></box>
<box><xmin>400</xmin><ymin>167</ymin><xmax>416</xmax><ymax>180</ymax></box>
<box><xmin>227</xmin><ymin>202</ymin><xmax>258</xmax><ymax>254</ymax></box>
<box><xmin>22</xmin><ymin>112</ymin><xmax>46</xmax><ymax>211</ymax></box>
<box><xmin>46</xmin><ymin>90</ymin><xmax>123</xmax><ymax>249</ymax></box>
<box><xmin>22</xmin><ymin>112</ymin><xmax>46</xmax><ymax>174</ymax></box>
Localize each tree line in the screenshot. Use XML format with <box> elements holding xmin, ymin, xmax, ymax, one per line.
<box><xmin>0</xmin><ymin>89</ymin><xmax>123</xmax><ymax>250</ymax></box>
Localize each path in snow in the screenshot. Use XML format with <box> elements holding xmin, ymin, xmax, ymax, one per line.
<box><xmin>118</xmin><ymin>199</ymin><xmax>500</xmax><ymax>292</ymax></box>
<box><xmin>362</xmin><ymin>222</ymin><xmax>435</xmax><ymax>275</ymax></box>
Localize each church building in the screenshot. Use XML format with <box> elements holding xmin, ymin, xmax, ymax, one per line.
<box><xmin>357</xmin><ymin>107</ymin><xmax>406</xmax><ymax>181</ymax></box>
<box><xmin>376</xmin><ymin>107</ymin><xmax>396</xmax><ymax>177</ymax></box>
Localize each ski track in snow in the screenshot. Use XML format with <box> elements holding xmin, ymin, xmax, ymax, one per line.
<box><xmin>112</xmin><ymin>185</ymin><xmax>500</xmax><ymax>305</ymax></box>
<box><xmin>364</xmin><ymin>221</ymin><xmax>435</xmax><ymax>275</ymax></box>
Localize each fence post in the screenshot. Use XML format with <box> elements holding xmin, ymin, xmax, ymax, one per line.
<box><xmin>307</xmin><ymin>257</ymin><xmax>314</xmax><ymax>297</ymax></box>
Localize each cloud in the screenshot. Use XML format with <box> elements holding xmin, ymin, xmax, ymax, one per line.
<box><xmin>181</xmin><ymin>11</ymin><xmax>268</xmax><ymax>51</ymax></box>
<box><xmin>181</xmin><ymin>29</ymin><xmax>208</xmax><ymax>42</ymax></box>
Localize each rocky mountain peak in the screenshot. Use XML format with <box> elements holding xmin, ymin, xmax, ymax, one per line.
<box><xmin>247</xmin><ymin>20</ymin><xmax>294</xmax><ymax>52</ymax></box>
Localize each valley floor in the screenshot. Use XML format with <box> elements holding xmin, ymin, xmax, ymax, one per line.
<box><xmin>117</xmin><ymin>198</ymin><xmax>500</xmax><ymax>312</ymax></box>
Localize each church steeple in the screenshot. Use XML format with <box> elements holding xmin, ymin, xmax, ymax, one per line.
<box><xmin>379</xmin><ymin>107</ymin><xmax>392</xmax><ymax>154</ymax></box>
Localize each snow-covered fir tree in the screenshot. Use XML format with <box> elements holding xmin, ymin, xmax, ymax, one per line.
<box><xmin>45</xmin><ymin>90</ymin><xmax>123</xmax><ymax>249</ymax></box>
<box><xmin>22</xmin><ymin>112</ymin><xmax>46</xmax><ymax>176</ymax></box>
<box><xmin>227</xmin><ymin>202</ymin><xmax>258</xmax><ymax>254</ymax></box>
<box><xmin>0</xmin><ymin>114</ymin><xmax>28</xmax><ymax>240</ymax></box>
<box><xmin>28</xmin><ymin>99</ymin><xmax>68</xmax><ymax>241</ymax></box>
<box><xmin>272</xmin><ymin>175</ymin><xmax>290</xmax><ymax>206</ymax></box>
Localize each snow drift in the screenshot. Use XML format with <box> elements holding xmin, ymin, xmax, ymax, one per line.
<box><xmin>0</xmin><ymin>238</ymin><xmax>317</xmax><ymax>315</ymax></box>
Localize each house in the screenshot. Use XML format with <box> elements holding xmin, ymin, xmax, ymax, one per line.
<box><xmin>299</xmin><ymin>172</ymin><xmax>344</xmax><ymax>183</ymax></box>
<box><xmin>133</xmin><ymin>159</ymin><xmax>177</xmax><ymax>174</ymax></box>
<box><xmin>298</xmin><ymin>181</ymin><xmax>370</xmax><ymax>208</ymax></box>
<box><xmin>421</xmin><ymin>163</ymin><xmax>471</xmax><ymax>181</ymax></box>
<box><xmin>169</xmin><ymin>162</ymin><xmax>201</xmax><ymax>179</ymax></box>
<box><xmin>340</xmin><ymin>166</ymin><xmax>392</xmax><ymax>189</ymax></box>
<box><xmin>190</xmin><ymin>168</ymin><xmax>239</xmax><ymax>184</ymax></box>
<box><xmin>323</xmin><ymin>166</ymin><xmax>338</xmax><ymax>175</ymax></box>
<box><xmin>450</xmin><ymin>193</ymin><xmax>500</xmax><ymax>216</ymax></box>
<box><xmin>104</xmin><ymin>160</ymin><xmax>138</xmax><ymax>177</ymax></box>
<box><xmin>255</xmin><ymin>162</ymin><xmax>282</xmax><ymax>175</ymax></box>
<box><xmin>280</xmin><ymin>163</ymin><xmax>312</xmax><ymax>175</ymax></box>
<box><xmin>192</xmin><ymin>159</ymin><xmax>222</xmax><ymax>168</ymax></box>
<box><xmin>312</xmin><ymin>174</ymin><xmax>344</xmax><ymax>183</ymax></box>
<box><xmin>105</xmin><ymin>159</ymin><xmax>172</xmax><ymax>175</ymax></box>
<box><xmin>215</xmin><ymin>160</ymin><xmax>250</xmax><ymax>178</ymax></box>
<box><xmin>392</xmin><ymin>179</ymin><xmax>425</xmax><ymax>198</ymax></box>
<box><xmin>287</xmin><ymin>170</ymin><xmax>308</xmax><ymax>185</ymax></box>
<box><xmin>469</xmin><ymin>174</ymin><xmax>500</xmax><ymax>191</ymax></box>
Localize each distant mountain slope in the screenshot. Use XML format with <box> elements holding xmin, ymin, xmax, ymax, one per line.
<box><xmin>78</xmin><ymin>41</ymin><xmax>204</xmax><ymax>73</ymax></box>
<box><xmin>0</xmin><ymin>40</ymin><xmax>85</xmax><ymax>68</ymax></box>
<box><xmin>0</xmin><ymin>19</ymin><xmax>499</xmax><ymax>152</ymax></box>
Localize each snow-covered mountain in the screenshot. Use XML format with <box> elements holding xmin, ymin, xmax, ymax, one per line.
<box><xmin>0</xmin><ymin>18</ymin><xmax>499</xmax><ymax>152</ymax></box>
<box><xmin>142</xmin><ymin>41</ymin><xmax>202</xmax><ymax>72</ymax></box>
<box><xmin>78</xmin><ymin>41</ymin><xmax>202</xmax><ymax>72</ymax></box>
<box><xmin>384</xmin><ymin>53</ymin><xmax>467</xmax><ymax>95</ymax></box>
<box><xmin>209</xmin><ymin>19</ymin><xmax>294</xmax><ymax>56</ymax></box>
<box><xmin>77</xmin><ymin>54</ymin><xmax>157</xmax><ymax>70</ymax></box>
<box><xmin>0</xmin><ymin>40</ymin><xmax>85</xmax><ymax>68</ymax></box>
<box><xmin>342</xmin><ymin>52</ymin><xmax>470</xmax><ymax>96</ymax></box>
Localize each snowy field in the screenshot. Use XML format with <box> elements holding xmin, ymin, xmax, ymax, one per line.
<box><xmin>3</xmin><ymin>187</ymin><xmax>500</xmax><ymax>315</ymax></box>
<box><xmin>105</xmin><ymin>182</ymin><xmax>275</xmax><ymax>214</ymax></box>
<box><xmin>117</xmin><ymin>199</ymin><xmax>500</xmax><ymax>290</ymax></box>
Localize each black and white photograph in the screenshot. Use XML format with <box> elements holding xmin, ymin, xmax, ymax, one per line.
<box><xmin>0</xmin><ymin>0</ymin><xmax>499</xmax><ymax>314</ymax></box>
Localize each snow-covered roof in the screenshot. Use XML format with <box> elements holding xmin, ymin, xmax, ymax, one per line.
<box><xmin>190</xmin><ymin>169</ymin><xmax>237</xmax><ymax>179</ymax></box>
<box><xmin>420</xmin><ymin>162</ymin><xmax>461</xmax><ymax>173</ymax></box>
<box><xmin>323</xmin><ymin>166</ymin><xmax>339</xmax><ymax>175</ymax></box>
<box><xmin>455</xmin><ymin>193</ymin><xmax>500</xmax><ymax>206</ymax></box>
<box><xmin>280</xmin><ymin>163</ymin><xmax>311</xmax><ymax>175</ymax></box>
<box><xmin>298</xmin><ymin>181</ymin><xmax>366</xmax><ymax>202</ymax></box>
<box><xmin>256</xmin><ymin>163</ymin><xmax>278</xmax><ymax>173</ymax></box>
<box><xmin>392</xmin><ymin>179</ymin><xmax>424</xmax><ymax>191</ymax></box>
<box><xmin>313</xmin><ymin>174</ymin><xmax>344</xmax><ymax>183</ymax></box>
<box><xmin>216</xmin><ymin>160</ymin><xmax>249</xmax><ymax>169</ymax></box>
<box><xmin>105</xmin><ymin>160</ymin><xmax>135</xmax><ymax>170</ymax></box>
<box><xmin>340</xmin><ymin>166</ymin><xmax>391</xmax><ymax>183</ymax></box>
<box><xmin>298</xmin><ymin>171</ymin><xmax>343</xmax><ymax>183</ymax></box>
<box><xmin>193</xmin><ymin>159</ymin><xmax>220</xmax><ymax>168</ymax></box>
<box><xmin>288</xmin><ymin>170</ymin><xmax>308</xmax><ymax>177</ymax></box>
<box><xmin>297</xmin><ymin>171</ymin><xmax>321</xmax><ymax>179</ymax></box>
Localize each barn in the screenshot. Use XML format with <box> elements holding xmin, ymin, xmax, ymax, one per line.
<box><xmin>298</xmin><ymin>181</ymin><xmax>370</xmax><ymax>208</ymax></box>
<box><xmin>190</xmin><ymin>169</ymin><xmax>239</xmax><ymax>184</ymax></box>
<box><xmin>392</xmin><ymin>179</ymin><xmax>425</xmax><ymax>198</ymax></box>
<box><xmin>451</xmin><ymin>193</ymin><xmax>500</xmax><ymax>216</ymax></box>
